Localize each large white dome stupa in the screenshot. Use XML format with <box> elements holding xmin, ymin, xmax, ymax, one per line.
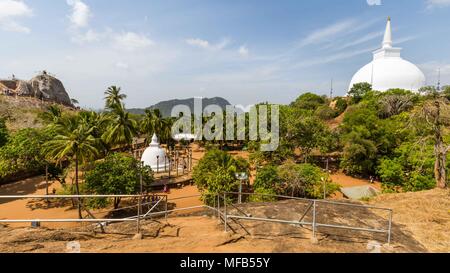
<box><xmin>141</xmin><ymin>134</ymin><xmax>170</xmax><ymax>172</ymax></box>
<box><xmin>349</xmin><ymin>18</ymin><xmax>426</xmax><ymax>92</ymax></box>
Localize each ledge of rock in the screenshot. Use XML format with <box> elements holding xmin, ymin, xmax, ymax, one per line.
<box><xmin>0</xmin><ymin>72</ymin><xmax>74</xmax><ymax>107</ymax></box>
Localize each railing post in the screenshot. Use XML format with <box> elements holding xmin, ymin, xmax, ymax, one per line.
<box><xmin>388</xmin><ymin>209</ymin><xmax>393</xmax><ymax>245</ymax></box>
<box><xmin>137</xmin><ymin>195</ymin><xmax>141</xmax><ymax>234</ymax></box>
<box><xmin>157</xmin><ymin>156</ymin><xmax>160</xmax><ymax>174</ymax></box>
<box><xmin>217</xmin><ymin>194</ymin><xmax>220</xmax><ymax>218</ymax></box>
<box><xmin>165</xmin><ymin>195</ymin><xmax>168</xmax><ymax>220</ymax></box>
<box><xmin>312</xmin><ymin>200</ymin><xmax>316</xmax><ymax>239</ymax></box>
<box><xmin>224</xmin><ymin>193</ymin><xmax>227</xmax><ymax>232</ymax></box>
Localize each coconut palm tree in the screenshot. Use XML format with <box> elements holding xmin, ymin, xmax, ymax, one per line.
<box><xmin>104</xmin><ymin>86</ymin><xmax>127</xmax><ymax>109</ymax></box>
<box><xmin>140</xmin><ymin>109</ymin><xmax>167</xmax><ymax>140</ymax></box>
<box><xmin>102</xmin><ymin>103</ymin><xmax>137</xmax><ymax>149</ymax></box>
<box><xmin>40</xmin><ymin>105</ymin><xmax>63</xmax><ymax>125</ymax></box>
<box><xmin>43</xmin><ymin>116</ymin><xmax>99</xmax><ymax>218</ymax></box>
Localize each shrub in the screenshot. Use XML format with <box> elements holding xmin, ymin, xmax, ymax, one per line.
<box><xmin>253</xmin><ymin>165</ymin><xmax>279</xmax><ymax>190</ymax></box>
<box><xmin>335</xmin><ymin>98</ymin><xmax>348</xmax><ymax>115</ymax></box>
<box><xmin>193</xmin><ymin>149</ymin><xmax>249</xmax><ymax>205</ymax></box>
<box><xmin>348</xmin><ymin>82</ymin><xmax>372</xmax><ymax>104</ymax></box>
<box><xmin>0</xmin><ymin>118</ymin><xmax>8</xmax><ymax>148</ymax></box>
<box><xmin>0</xmin><ymin>128</ymin><xmax>51</xmax><ymax>181</ymax></box>
<box><xmin>277</xmin><ymin>161</ymin><xmax>339</xmax><ymax>199</ymax></box>
<box><xmin>291</xmin><ymin>92</ymin><xmax>326</xmax><ymax>111</ymax></box>
<box><xmin>315</xmin><ymin>105</ymin><xmax>338</xmax><ymax>120</ymax></box>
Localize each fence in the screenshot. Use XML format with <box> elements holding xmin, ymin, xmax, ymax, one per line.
<box><xmin>217</xmin><ymin>192</ymin><xmax>393</xmax><ymax>244</ymax></box>
<box><xmin>0</xmin><ymin>192</ymin><xmax>393</xmax><ymax>244</ymax></box>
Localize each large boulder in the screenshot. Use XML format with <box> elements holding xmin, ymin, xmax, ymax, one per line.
<box><xmin>15</xmin><ymin>80</ymin><xmax>33</xmax><ymax>96</ymax></box>
<box><xmin>29</xmin><ymin>73</ymin><xmax>73</xmax><ymax>106</ymax></box>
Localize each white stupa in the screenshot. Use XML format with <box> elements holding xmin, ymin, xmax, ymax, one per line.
<box><xmin>349</xmin><ymin>17</ymin><xmax>426</xmax><ymax>92</ymax></box>
<box><xmin>141</xmin><ymin>134</ymin><xmax>170</xmax><ymax>172</ymax></box>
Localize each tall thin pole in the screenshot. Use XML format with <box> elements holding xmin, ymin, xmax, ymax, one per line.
<box><xmin>437</xmin><ymin>68</ymin><xmax>441</xmax><ymax>91</ymax></box>
<box><xmin>45</xmin><ymin>164</ymin><xmax>49</xmax><ymax>204</ymax></box>
<box><xmin>312</xmin><ymin>200</ymin><xmax>317</xmax><ymax>239</ymax></box>
<box><xmin>330</xmin><ymin>79</ymin><xmax>334</xmax><ymax>99</ymax></box>
<box><xmin>140</xmin><ymin>161</ymin><xmax>143</xmax><ymax>195</ymax></box>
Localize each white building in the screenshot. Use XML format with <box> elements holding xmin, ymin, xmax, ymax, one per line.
<box><xmin>141</xmin><ymin>134</ymin><xmax>170</xmax><ymax>172</ymax></box>
<box><xmin>349</xmin><ymin>18</ymin><xmax>426</xmax><ymax>92</ymax></box>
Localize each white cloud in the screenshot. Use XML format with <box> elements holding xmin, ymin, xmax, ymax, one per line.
<box><xmin>298</xmin><ymin>19</ymin><xmax>358</xmax><ymax>47</ymax></box>
<box><xmin>0</xmin><ymin>0</ymin><xmax>32</xmax><ymax>33</ymax></box>
<box><xmin>292</xmin><ymin>47</ymin><xmax>376</xmax><ymax>69</ymax></box>
<box><xmin>115</xmin><ymin>61</ymin><xmax>129</xmax><ymax>70</ymax></box>
<box><xmin>186</xmin><ymin>38</ymin><xmax>230</xmax><ymax>51</ymax></box>
<box><xmin>333</xmin><ymin>31</ymin><xmax>384</xmax><ymax>51</ymax></box>
<box><xmin>113</xmin><ymin>32</ymin><xmax>154</xmax><ymax>51</ymax></box>
<box><xmin>238</xmin><ymin>45</ymin><xmax>249</xmax><ymax>58</ymax></box>
<box><xmin>426</xmin><ymin>0</ymin><xmax>450</xmax><ymax>8</ymax></box>
<box><xmin>67</xmin><ymin>0</ymin><xmax>91</xmax><ymax>28</ymax></box>
<box><xmin>367</xmin><ymin>0</ymin><xmax>382</xmax><ymax>6</ymax></box>
<box><xmin>71</xmin><ymin>29</ymin><xmax>102</xmax><ymax>44</ymax></box>
<box><xmin>186</xmin><ymin>38</ymin><xmax>210</xmax><ymax>49</ymax></box>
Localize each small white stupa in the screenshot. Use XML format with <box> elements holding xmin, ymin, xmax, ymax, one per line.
<box><xmin>141</xmin><ymin>134</ymin><xmax>170</xmax><ymax>172</ymax></box>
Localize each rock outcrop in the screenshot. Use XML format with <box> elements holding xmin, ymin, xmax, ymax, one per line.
<box><xmin>0</xmin><ymin>72</ymin><xmax>73</xmax><ymax>107</ymax></box>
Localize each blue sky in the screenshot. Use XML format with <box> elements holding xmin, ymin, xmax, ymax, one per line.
<box><xmin>0</xmin><ymin>0</ymin><xmax>450</xmax><ymax>109</ymax></box>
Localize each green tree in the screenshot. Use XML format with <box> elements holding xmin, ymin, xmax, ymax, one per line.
<box><xmin>104</xmin><ymin>86</ymin><xmax>127</xmax><ymax>109</ymax></box>
<box><xmin>43</xmin><ymin>116</ymin><xmax>99</xmax><ymax>218</ymax></box>
<box><xmin>315</xmin><ymin>105</ymin><xmax>338</xmax><ymax>120</ymax></box>
<box><xmin>277</xmin><ymin>160</ymin><xmax>338</xmax><ymax>198</ymax></box>
<box><xmin>84</xmin><ymin>153</ymin><xmax>154</xmax><ymax>209</ymax></box>
<box><xmin>39</xmin><ymin>105</ymin><xmax>63</xmax><ymax>125</ymax></box>
<box><xmin>193</xmin><ymin>149</ymin><xmax>249</xmax><ymax>204</ymax></box>
<box><xmin>335</xmin><ymin>97</ymin><xmax>348</xmax><ymax>115</ymax></box>
<box><xmin>254</xmin><ymin>165</ymin><xmax>279</xmax><ymax>191</ymax></box>
<box><xmin>291</xmin><ymin>92</ymin><xmax>326</xmax><ymax>111</ymax></box>
<box><xmin>348</xmin><ymin>82</ymin><xmax>372</xmax><ymax>104</ymax></box>
<box><xmin>0</xmin><ymin>128</ymin><xmax>50</xmax><ymax>181</ymax></box>
<box><xmin>103</xmin><ymin>104</ymin><xmax>138</xmax><ymax>149</ymax></box>
<box><xmin>0</xmin><ymin>118</ymin><xmax>8</xmax><ymax>148</ymax></box>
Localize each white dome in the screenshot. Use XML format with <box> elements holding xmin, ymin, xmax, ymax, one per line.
<box><xmin>349</xmin><ymin>58</ymin><xmax>426</xmax><ymax>92</ymax></box>
<box><xmin>349</xmin><ymin>18</ymin><xmax>426</xmax><ymax>92</ymax></box>
<box><xmin>141</xmin><ymin>134</ymin><xmax>170</xmax><ymax>172</ymax></box>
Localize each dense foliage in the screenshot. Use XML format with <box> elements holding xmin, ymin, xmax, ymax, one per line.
<box><xmin>0</xmin><ymin>118</ymin><xmax>8</xmax><ymax>148</ymax></box>
<box><xmin>193</xmin><ymin>149</ymin><xmax>249</xmax><ymax>204</ymax></box>
<box><xmin>84</xmin><ymin>153</ymin><xmax>154</xmax><ymax>208</ymax></box>
<box><xmin>0</xmin><ymin>128</ymin><xmax>52</xmax><ymax>182</ymax></box>
<box><xmin>252</xmin><ymin>161</ymin><xmax>339</xmax><ymax>200</ymax></box>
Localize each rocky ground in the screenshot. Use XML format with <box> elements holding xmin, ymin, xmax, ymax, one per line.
<box><xmin>1</xmin><ymin>189</ymin><xmax>448</xmax><ymax>253</ymax></box>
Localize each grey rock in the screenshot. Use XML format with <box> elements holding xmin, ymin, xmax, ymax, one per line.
<box><xmin>1</xmin><ymin>72</ymin><xmax>73</xmax><ymax>107</ymax></box>
<box><xmin>29</xmin><ymin>74</ymin><xmax>73</xmax><ymax>106</ymax></box>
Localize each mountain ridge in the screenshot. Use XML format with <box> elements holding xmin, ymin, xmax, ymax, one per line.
<box><xmin>127</xmin><ymin>97</ymin><xmax>232</xmax><ymax>117</ymax></box>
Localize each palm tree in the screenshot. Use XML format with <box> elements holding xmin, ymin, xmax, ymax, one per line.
<box><xmin>104</xmin><ymin>86</ymin><xmax>127</xmax><ymax>109</ymax></box>
<box><xmin>44</xmin><ymin>116</ymin><xmax>99</xmax><ymax>218</ymax></box>
<box><xmin>140</xmin><ymin>109</ymin><xmax>166</xmax><ymax>141</ymax></box>
<box><xmin>103</xmin><ymin>104</ymin><xmax>137</xmax><ymax>149</ymax></box>
<box><xmin>40</xmin><ymin>105</ymin><xmax>62</xmax><ymax>125</ymax></box>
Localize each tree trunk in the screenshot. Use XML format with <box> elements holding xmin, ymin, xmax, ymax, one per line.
<box><xmin>75</xmin><ymin>156</ymin><xmax>82</xmax><ymax>219</ymax></box>
<box><xmin>433</xmin><ymin>100</ymin><xmax>448</xmax><ymax>189</ymax></box>
<box><xmin>435</xmin><ymin>144</ymin><xmax>447</xmax><ymax>189</ymax></box>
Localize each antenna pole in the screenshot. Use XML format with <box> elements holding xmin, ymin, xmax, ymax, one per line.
<box><xmin>437</xmin><ymin>68</ymin><xmax>441</xmax><ymax>91</ymax></box>
<box><xmin>330</xmin><ymin>79</ymin><xmax>334</xmax><ymax>99</ymax></box>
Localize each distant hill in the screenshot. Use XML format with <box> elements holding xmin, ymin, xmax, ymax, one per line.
<box><xmin>128</xmin><ymin>97</ymin><xmax>232</xmax><ymax>117</ymax></box>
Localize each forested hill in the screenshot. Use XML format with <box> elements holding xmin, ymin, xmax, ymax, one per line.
<box><xmin>127</xmin><ymin>97</ymin><xmax>231</xmax><ymax>117</ymax></box>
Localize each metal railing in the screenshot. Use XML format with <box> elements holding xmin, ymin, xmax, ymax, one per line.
<box><xmin>220</xmin><ymin>192</ymin><xmax>393</xmax><ymax>244</ymax></box>
<box><xmin>0</xmin><ymin>192</ymin><xmax>393</xmax><ymax>244</ymax></box>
